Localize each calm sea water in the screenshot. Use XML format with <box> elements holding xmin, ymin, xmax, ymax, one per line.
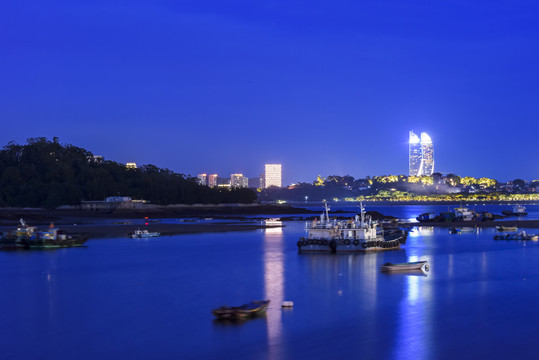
<box><xmin>2</xmin><ymin>205</ymin><xmax>539</xmax><ymax>360</ymax></box>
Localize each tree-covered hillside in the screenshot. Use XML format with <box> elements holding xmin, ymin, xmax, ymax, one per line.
<box><xmin>0</xmin><ymin>138</ymin><xmax>257</xmax><ymax>208</ymax></box>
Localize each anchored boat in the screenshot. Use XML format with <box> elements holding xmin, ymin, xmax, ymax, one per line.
<box><xmin>502</xmin><ymin>205</ymin><xmax>527</xmax><ymax>217</ymax></box>
<box><xmin>212</xmin><ymin>300</ymin><xmax>270</xmax><ymax>320</ymax></box>
<box><xmin>129</xmin><ymin>229</ymin><xmax>160</xmax><ymax>238</ymax></box>
<box><xmin>380</xmin><ymin>261</ymin><xmax>429</xmax><ymax>272</ymax></box>
<box><xmin>496</xmin><ymin>226</ymin><xmax>518</xmax><ymax>232</ymax></box>
<box><xmin>297</xmin><ymin>202</ymin><xmax>406</xmax><ymax>253</ymax></box>
<box><xmin>0</xmin><ymin>219</ymin><xmax>87</xmax><ymax>250</ymax></box>
<box><xmin>494</xmin><ymin>231</ymin><xmax>539</xmax><ymax>241</ymax></box>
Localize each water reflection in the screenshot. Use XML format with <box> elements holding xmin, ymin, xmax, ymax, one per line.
<box><xmin>264</xmin><ymin>220</ymin><xmax>283</xmax><ymax>234</ymax></box>
<box><xmin>263</xmin><ymin>221</ymin><xmax>284</xmax><ymax>357</ymax></box>
<box><xmin>409</xmin><ymin>227</ymin><xmax>434</xmax><ymax>237</ymax></box>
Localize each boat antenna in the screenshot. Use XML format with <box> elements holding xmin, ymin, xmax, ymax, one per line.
<box><xmin>324</xmin><ymin>201</ymin><xmax>330</xmax><ymax>221</ymax></box>
<box><xmin>359</xmin><ymin>201</ymin><xmax>365</xmax><ymax>225</ymax></box>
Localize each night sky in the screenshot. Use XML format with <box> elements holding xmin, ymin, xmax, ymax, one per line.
<box><xmin>2</xmin><ymin>1</ymin><xmax>539</xmax><ymax>184</ymax></box>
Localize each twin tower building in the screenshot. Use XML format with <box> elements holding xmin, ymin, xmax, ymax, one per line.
<box><xmin>409</xmin><ymin>131</ymin><xmax>434</xmax><ymax>176</ymax></box>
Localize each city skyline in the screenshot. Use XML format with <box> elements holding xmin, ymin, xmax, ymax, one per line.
<box><xmin>2</xmin><ymin>1</ymin><xmax>539</xmax><ymax>183</ymax></box>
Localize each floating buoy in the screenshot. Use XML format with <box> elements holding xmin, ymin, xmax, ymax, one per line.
<box><xmin>282</xmin><ymin>301</ymin><xmax>294</xmax><ymax>307</ymax></box>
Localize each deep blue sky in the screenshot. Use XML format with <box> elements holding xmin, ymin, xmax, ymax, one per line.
<box><xmin>2</xmin><ymin>1</ymin><xmax>539</xmax><ymax>184</ymax></box>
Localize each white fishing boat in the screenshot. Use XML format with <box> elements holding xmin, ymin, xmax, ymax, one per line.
<box><xmin>380</xmin><ymin>261</ymin><xmax>428</xmax><ymax>272</ymax></box>
<box><xmin>129</xmin><ymin>229</ymin><xmax>160</xmax><ymax>238</ymax></box>
<box><xmin>502</xmin><ymin>205</ymin><xmax>527</xmax><ymax>216</ymax></box>
<box><xmin>454</xmin><ymin>207</ymin><xmax>475</xmax><ymax>221</ymax></box>
<box><xmin>297</xmin><ymin>202</ymin><xmax>406</xmax><ymax>253</ymax></box>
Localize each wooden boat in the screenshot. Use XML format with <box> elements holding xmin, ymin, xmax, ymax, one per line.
<box><xmin>129</xmin><ymin>229</ymin><xmax>160</xmax><ymax>238</ymax></box>
<box><xmin>381</xmin><ymin>261</ymin><xmax>428</xmax><ymax>272</ymax></box>
<box><xmin>496</xmin><ymin>226</ymin><xmax>518</xmax><ymax>232</ymax></box>
<box><xmin>212</xmin><ymin>300</ymin><xmax>270</xmax><ymax>320</ymax></box>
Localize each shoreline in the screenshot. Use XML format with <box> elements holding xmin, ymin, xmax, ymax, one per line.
<box><xmin>0</xmin><ymin>222</ymin><xmax>282</xmax><ymax>239</ymax></box>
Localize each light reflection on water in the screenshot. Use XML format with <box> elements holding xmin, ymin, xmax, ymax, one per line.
<box><xmin>263</xmin><ymin>220</ymin><xmax>284</xmax><ymax>357</ymax></box>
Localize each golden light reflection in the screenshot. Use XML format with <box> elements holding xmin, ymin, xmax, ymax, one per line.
<box><xmin>263</xmin><ymin>221</ymin><xmax>284</xmax><ymax>356</ymax></box>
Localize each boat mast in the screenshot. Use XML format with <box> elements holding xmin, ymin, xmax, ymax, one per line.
<box><xmin>324</xmin><ymin>201</ymin><xmax>330</xmax><ymax>223</ymax></box>
<box><xmin>360</xmin><ymin>201</ymin><xmax>365</xmax><ymax>226</ymax></box>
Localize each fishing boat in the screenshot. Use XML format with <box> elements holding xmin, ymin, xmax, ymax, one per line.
<box><xmin>380</xmin><ymin>261</ymin><xmax>428</xmax><ymax>272</ymax></box>
<box><xmin>0</xmin><ymin>219</ymin><xmax>87</xmax><ymax>249</ymax></box>
<box><xmin>129</xmin><ymin>229</ymin><xmax>160</xmax><ymax>238</ymax></box>
<box><xmin>496</xmin><ymin>226</ymin><xmax>518</xmax><ymax>232</ymax></box>
<box><xmin>212</xmin><ymin>300</ymin><xmax>270</xmax><ymax>320</ymax></box>
<box><xmin>297</xmin><ymin>202</ymin><xmax>406</xmax><ymax>253</ymax></box>
<box><xmin>502</xmin><ymin>205</ymin><xmax>527</xmax><ymax>216</ymax></box>
<box><xmin>416</xmin><ymin>213</ymin><xmax>439</xmax><ymax>222</ymax></box>
<box><xmin>454</xmin><ymin>207</ymin><xmax>476</xmax><ymax>221</ymax></box>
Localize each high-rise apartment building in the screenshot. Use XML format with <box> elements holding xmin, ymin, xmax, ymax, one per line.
<box><xmin>197</xmin><ymin>174</ymin><xmax>208</xmax><ymax>186</ymax></box>
<box><xmin>208</xmin><ymin>174</ymin><xmax>218</xmax><ymax>188</ymax></box>
<box><xmin>264</xmin><ymin>164</ymin><xmax>282</xmax><ymax>188</ymax></box>
<box><xmin>230</xmin><ymin>174</ymin><xmax>248</xmax><ymax>188</ymax></box>
<box><xmin>409</xmin><ymin>131</ymin><xmax>434</xmax><ymax>176</ymax></box>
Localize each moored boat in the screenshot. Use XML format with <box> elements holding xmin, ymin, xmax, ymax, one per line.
<box><xmin>381</xmin><ymin>261</ymin><xmax>428</xmax><ymax>272</ymax></box>
<box><xmin>496</xmin><ymin>226</ymin><xmax>518</xmax><ymax>232</ymax></box>
<box><xmin>502</xmin><ymin>205</ymin><xmax>527</xmax><ymax>217</ymax></box>
<box><xmin>212</xmin><ymin>300</ymin><xmax>270</xmax><ymax>320</ymax></box>
<box><xmin>129</xmin><ymin>229</ymin><xmax>160</xmax><ymax>238</ymax></box>
<box><xmin>494</xmin><ymin>231</ymin><xmax>539</xmax><ymax>241</ymax></box>
<box><xmin>454</xmin><ymin>207</ymin><xmax>476</xmax><ymax>221</ymax></box>
<box><xmin>297</xmin><ymin>202</ymin><xmax>406</xmax><ymax>253</ymax></box>
<box><xmin>0</xmin><ymin>219</ymin><xmax>87</xmax><ymax>249</ymax></box>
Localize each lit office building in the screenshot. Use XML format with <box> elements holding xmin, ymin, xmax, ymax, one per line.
<box><xmin>230</xmin><ymin>174</ymin><xmax>248</xmax><ymax>188</ymax></box>
<box><xmin>420</xmin><ymin>132</ymin><xmax>434</xmax><ymax>176</ymax></box>
<box><xmin>264</xmin><ymin>164</ymin><xmax>282</xmax><ymax>188</ymax></box>
<box><xmin>197</xmin><ymin>174</ymin><xmax>208</xmax><ymax>186</ymax></box>
<box><xmin>409</xmin><ymin>131</ymin><xmax>434</xmax><ymax>176</ymax></box>
<box><xmin>409</xmin><ymin>131</ymin><xmax>421</xmax><ymax>176</ymax></box>
<box><xmin>126</xmin><ymin>162</ymin><xmax>137</xmax><ymax>169</ymax></box>
<box><xmin>208</xmin><ymin>174</ymin><xmax>218</xmax><ymax>188</ymax></box>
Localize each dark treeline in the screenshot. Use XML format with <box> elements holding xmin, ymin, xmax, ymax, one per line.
<box><xmin>0</xmin><ymin>138</ymin><xmax>257</xmax><ymax>208</ymax></box>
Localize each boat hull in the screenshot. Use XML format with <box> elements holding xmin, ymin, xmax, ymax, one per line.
<box><xmin>212</xmin><ymin>300</ymin><xmax>270</xmax><ymax>320</ymax></box>
<box><xmin>297</xmin><ymin>236</ymin><xmax>406</xmax><ymax>253</ymax></box>
<box><xmin>381</xmin><ymin>261</ymin><xmax>428</xmax><ymax>271</ymax></box>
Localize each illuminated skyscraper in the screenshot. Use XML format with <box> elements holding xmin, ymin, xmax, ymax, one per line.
<box><xmin>230</xmin><ymin>174</ymin><xmax>248</xmax><ymax>188</ymax></box>
<box><xmin>264</xmin><ymin>164</ymin><xmax>282</xmax><ymax>188</ymax></box>
<box><xmin>409</xmin><ymin>131</ymin><xmax>421</xmax><ymax>176</ymax></box>
<box><xmin>420</xmin><ymin>132</ymin><xmax>434</xmax><ymax>176</ymax></box>
<box><xmin>208</xmin><ymin>174</ymin><xmax>218</xmax><ymax>188</ymax></box>
<box><xmin>197</xmin><ymin>174</ymin><xmax>208</xmax><ymax>186</ymax></box>
<box><xmin>409</xmin><ymin>131</ymin><xmax>434</xmax><ymax>176</ymax></box>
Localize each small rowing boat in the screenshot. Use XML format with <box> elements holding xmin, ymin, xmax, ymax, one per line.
<box><xmin>381</xmin><ymin>261</ymin><xmax>428</xmax><ymax>272</ymax></box>
<box><xmin>496</xmin><ymin>226</ymin><xmax>518</xmax><ymax>232</ymax></box>
<box><xmin>212</xmin><ymin>300</ymin><xmax>270</xmax><ymax>320</ymax></box>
